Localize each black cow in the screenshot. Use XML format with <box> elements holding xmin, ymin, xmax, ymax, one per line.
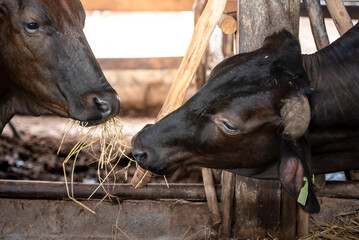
<box><xmin>0</xmin><ymin>0</ymin><xmax>120</xmax><ymax>133</ymax></box>
<box><xmin>132</xmin><ymin>23</ymin><xmax>359</xmax><ymax>213</ymax></box>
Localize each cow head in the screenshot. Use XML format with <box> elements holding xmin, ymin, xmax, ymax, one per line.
<box><xmin>132</xmin><ymin>30</ymin><xmax>320</xmax><ymax>213</ymax></box>
<box><xmin>0</xmin><ymin>0</ymin><xmax>120</xmax><ymax>131</ymax></box>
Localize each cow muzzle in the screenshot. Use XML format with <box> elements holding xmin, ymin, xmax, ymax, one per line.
<box><xmin>131</xmin><ymin>124</ymin><xmax>153</xmax><ymax>167</ymax></box>
<box><xmin>131</xmin><ymin>124</ymin><xmax>179</xmax><ymax>175</ymax></box>
<box><xmin>69</xmin><ymin>90</ymin><xmax>121</xmax><ymax>126</ymax></box>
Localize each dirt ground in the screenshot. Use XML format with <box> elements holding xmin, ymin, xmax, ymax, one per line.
<box><xmin>0</xmin><ymin>116</ymin><xmax>203</xmax><ymax>184</ymax></box>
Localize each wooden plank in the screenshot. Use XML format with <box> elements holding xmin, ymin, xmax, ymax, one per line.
<box><xmin>297</xmin><ymin>208</ymin><xmax>310</xmax><ymax>238</ymax></box>
<box><xmin>234</xmin><ymin>1</ymin><xmax>298</xmax><ymax>239</ymax></box>
<box><xmin>82</xmin><ymin>0</ymin><xmax>237</xmax><ymax>12</ymax></box>
<box><xmin>280</xmin><ymin>190</ymin><xmax>297</xmax><ymax>239</ymax></box>
<box><xmin>234</xmin><ymin>176</ymin><xmax>282</xmax><ymax>238</ymax></box>
<box><xmin>350</xmin><ymin>170</ymin><xmax>359</xmax><ymax>180</ymax></box>
<box><xmin>81</xmin><ymin>0</ymin><xmax>195</xmax><ymax>12</ymax></box>
<box><xmin>0</xmin><ymin>199</ymin><xmax>211</xmax><ymax>239</ymax></box>
<box><xmin>81</xmin><ymin>0</ymin><xmax>359</xmax><ymax>18</ymax></box>
<box><xmin>202</xmin><ymin>168</ymin><xmax>221</xmax><ymax>228</ymax></box>
<box><xmin>97</xmin><ymin>57</ymin><xmax>182</xmax><ymax>70</ymax></box>
<box><xmin>219</xmin><ymin>171</ymin><xmax>235</xmax><ymax>238</ymax></box>
<box><xmin>237</xmin><ymin>0</ymin><xmax>268</xmax><ymax>51</ymax></box>
<box><xmin>315</xmin><ymin>181</ymin><xmax>359</xmax><ymax>198</ymax></box>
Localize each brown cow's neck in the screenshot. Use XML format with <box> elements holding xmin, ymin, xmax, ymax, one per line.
<box><xmin>0</xmin><ymin>86</ymin><xmax>44</xmax><ymax>133</ymax></box>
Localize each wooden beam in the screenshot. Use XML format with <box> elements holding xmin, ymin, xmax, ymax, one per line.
<box><xmin>83</xmin><ymin>0</ymin><xmax>359</xmax><ymax>18</ymax></box>
<box><xmin>82</xmin><ymin>0</ymin><xmax>237</xmax><ymax>12</ymax></box>
<box><xmin>315</xmin><ymin>181</ymin><xmax>359</xmax><ymax>199</ymax></box>
<box><xmin>325</xmin><ymin>0</ymin><xmax>353</xmax><ymax>35</ymax></box>
<box><xmin>202</xmin><ymin>168</ymin><xmax>221</xmax><ymax>227</ymax></box>
<box><xmin>0</xmin><ymin>180</ymin><xmax>221</xmax><ymax>200</ymax></box>
<box><xmin>97</xmin><ymin>57</ymin><xmax>182</xmax><ymax>70</ymax></box>
<box><xmin>82</xmin><ymin>0</ymin><xmax>194</xmax><ymax>12</ymax></box>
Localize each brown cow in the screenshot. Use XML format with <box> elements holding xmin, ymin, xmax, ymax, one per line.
<box><xmin>0</xmin><ymin>0</ymin><xmax>120</xmax><ymax>133</ymax></box>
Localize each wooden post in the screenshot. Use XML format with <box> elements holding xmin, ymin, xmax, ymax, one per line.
<box><xmin>131</xmin><ymin>0</ymin><xmax>228</xmax><ymax>188</ymax></box>
<box><xmin>234</xmin><ymin>0</ymin><xmax>299</xmax><ymax>238</ymax></box>
<box><xmin>303</xmin><ymin>0</ymin><xmax>330</xmax><ymax>50</ymax></box>
<box><xmin>297</xmin><ymin>208</ymin><xmax>309</xmax><ymax>238</ymax></box>
<box><xmin>325</xmin><ymin>0</ymin><xmax>353</xmax><ymax>35</ymax></box>
<box><xmin>202</xmin><ymin>168</ymin><xmax>222</xmax><ymax>227</ymax></box>
<box><xmin>218</xmin><ymin>13</ymin><xmax>237</xmax><ymax>35</ymax></box>
<box><xmin>219</xmin><ymin>171</ymin><xmax>235</xmax><ymax>238</ymax></box>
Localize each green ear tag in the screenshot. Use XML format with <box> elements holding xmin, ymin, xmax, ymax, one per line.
<box><xmin>297</xmin><ymin>176</ymin><xmax>309</xmax><ymax>206</ymax></box>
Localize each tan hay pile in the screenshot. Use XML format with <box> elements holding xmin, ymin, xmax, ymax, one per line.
<box><xmin>301</xmin><ymin>210</ymin><xmax>359</xmax><ymax>240</ymax></box>
<box><xmin>58</xmin><ymin>117</ymin><xmax>135</xmax><ymax>213</ymax></box>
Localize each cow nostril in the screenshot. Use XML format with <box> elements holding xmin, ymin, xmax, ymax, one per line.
<box><xmin>94</xmin><ymin>97</ymin><xmax>110</xmax><ymax>114</ymax></box>
<box><xmin>133</xmin><ymin>150</ymin><xmax>147</xmax><ymax>164</ymax></box>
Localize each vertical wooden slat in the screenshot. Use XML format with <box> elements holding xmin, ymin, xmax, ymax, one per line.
<box><xmin>234</xmin><ymin>0</ymin><xmax>298</xmax><ymax>238</ymax></box>
<box><xmin>325</xmin><ymin>0</ymin><xmax>353</xmax><ymax>35</ymax></box>
<box><xmin>297</xmin><ymin>208</ymin><xmax>310</xmax><ymax>238</ymax></box>
<box><xmin>286</xmin><ymin>0</ymin><xmax>301</xmax><ymax>37</ymax></box>
<box><xmin>235</xmin><ymin>176</ymin><xmax>282</xmax><ymax>238</ymax></box>
<box><xmin>202</xmin><ymin>168</ymin><xmax>222</xmax><ymax>228</ymax></box>
<box><xmin>237</xmin><ymin>0</ymin><xmax>269</xmax><ymax>51</ymax></box>
<box><xmin>280</xmin><ymin>190</ymin><xmax>297</xmax><ymax>239</ymax></box>
<box><xmin>303</xmin><ymin>0</ymin><xmax>330</xmax><ymax>50</ymax></box>
<box><xmin>219</xmin><ymin>171</ymin><xmax>235</xmax><ymax>238</ymax></box>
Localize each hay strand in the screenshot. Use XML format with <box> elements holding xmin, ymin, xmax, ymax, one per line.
<box><xmin>301</xmin><ymin>210</ymin><xmax>359</xmax><ymax>240</ymax></box>
<box><xmin>59</xmin><ymin>117</ymin><xmax>134</xmax><ymax>213</ymax></box>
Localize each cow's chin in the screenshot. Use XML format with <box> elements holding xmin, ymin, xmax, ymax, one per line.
<box><xmin>138</xmin><ymin>161</ymin><xmax>180</xmax><ymax>176</ymax></box>
<box><xmin>69</xmin><ymin>106</ymin><xmax>120</xmax><ymax>127</ymax></box>
<box><xmin>137</xmin><ymin>150</ymin><xmax>196</xmax><ymax>176</ymax></box>
<box><xmin>73</xmin><ymin>115</ymin><xmax>114</xmax><ymax>127</ymax></box>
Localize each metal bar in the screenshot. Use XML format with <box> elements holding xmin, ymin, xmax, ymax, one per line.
<box><xmin>0</xmin><ymin>180</ymin><xmax>220</xmax><ymax>201</ymax></box>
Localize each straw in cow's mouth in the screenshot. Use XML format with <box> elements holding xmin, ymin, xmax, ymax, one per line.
<box><xmin>58</xmin><ymin>117</ymin><xmax>135</xmax><ymax>213</ymax></box>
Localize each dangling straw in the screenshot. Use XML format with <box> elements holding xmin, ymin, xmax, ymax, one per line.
<box><xmin>59</xmin><ymin>117</ymin><xmax>135</xmax><ymax>213</ymax></box>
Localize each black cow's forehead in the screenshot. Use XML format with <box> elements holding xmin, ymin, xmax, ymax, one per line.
<box><xmin>187</xmin><ymin>53</ymin><xmax>276</xmax><ymax>114</ymax></box>
<box><xmin>184</xmin><ymin>29</ymin><xmax>308</xmax><ymax>117</ymax></box>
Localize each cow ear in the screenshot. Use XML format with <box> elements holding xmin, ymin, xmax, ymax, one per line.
<box><xmin>0</xmin><ymin>0</ymin><xmax>16</xmax><ymax>15</ymax></box>
<box><xmin>0</xmin><ymin>0</ymin><xmax>11</xmax><ymax>19</ymax></box>
<box><xmin>263</xmin><ymin>29</ymin><xmax>301</xmax><ymax>55</ymax></box>
<box><xmin>279</xmin><ymin>139</ymin><xmax>320</xmax><ymax>213</ymax></box>
<box><xmin>264</xmin><ymin>32</ymin><xmax>311</xmax><ymax>141</ymax></box>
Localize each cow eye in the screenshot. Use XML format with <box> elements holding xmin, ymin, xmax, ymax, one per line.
<box><xmin>25</xmin><ymin>22</ymin><xmax>40</xmax><ymax>33</ymax></box>
<box><xmin>223</xmin><ymin>121</ymin><xmax>237</xmax><ymax>132</ymax></box>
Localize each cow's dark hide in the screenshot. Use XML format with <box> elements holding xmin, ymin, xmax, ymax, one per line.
<box><xmin>132</xmin><ymin>23</ymin><xmax>359</xmax><ymax>213</ymax></box>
